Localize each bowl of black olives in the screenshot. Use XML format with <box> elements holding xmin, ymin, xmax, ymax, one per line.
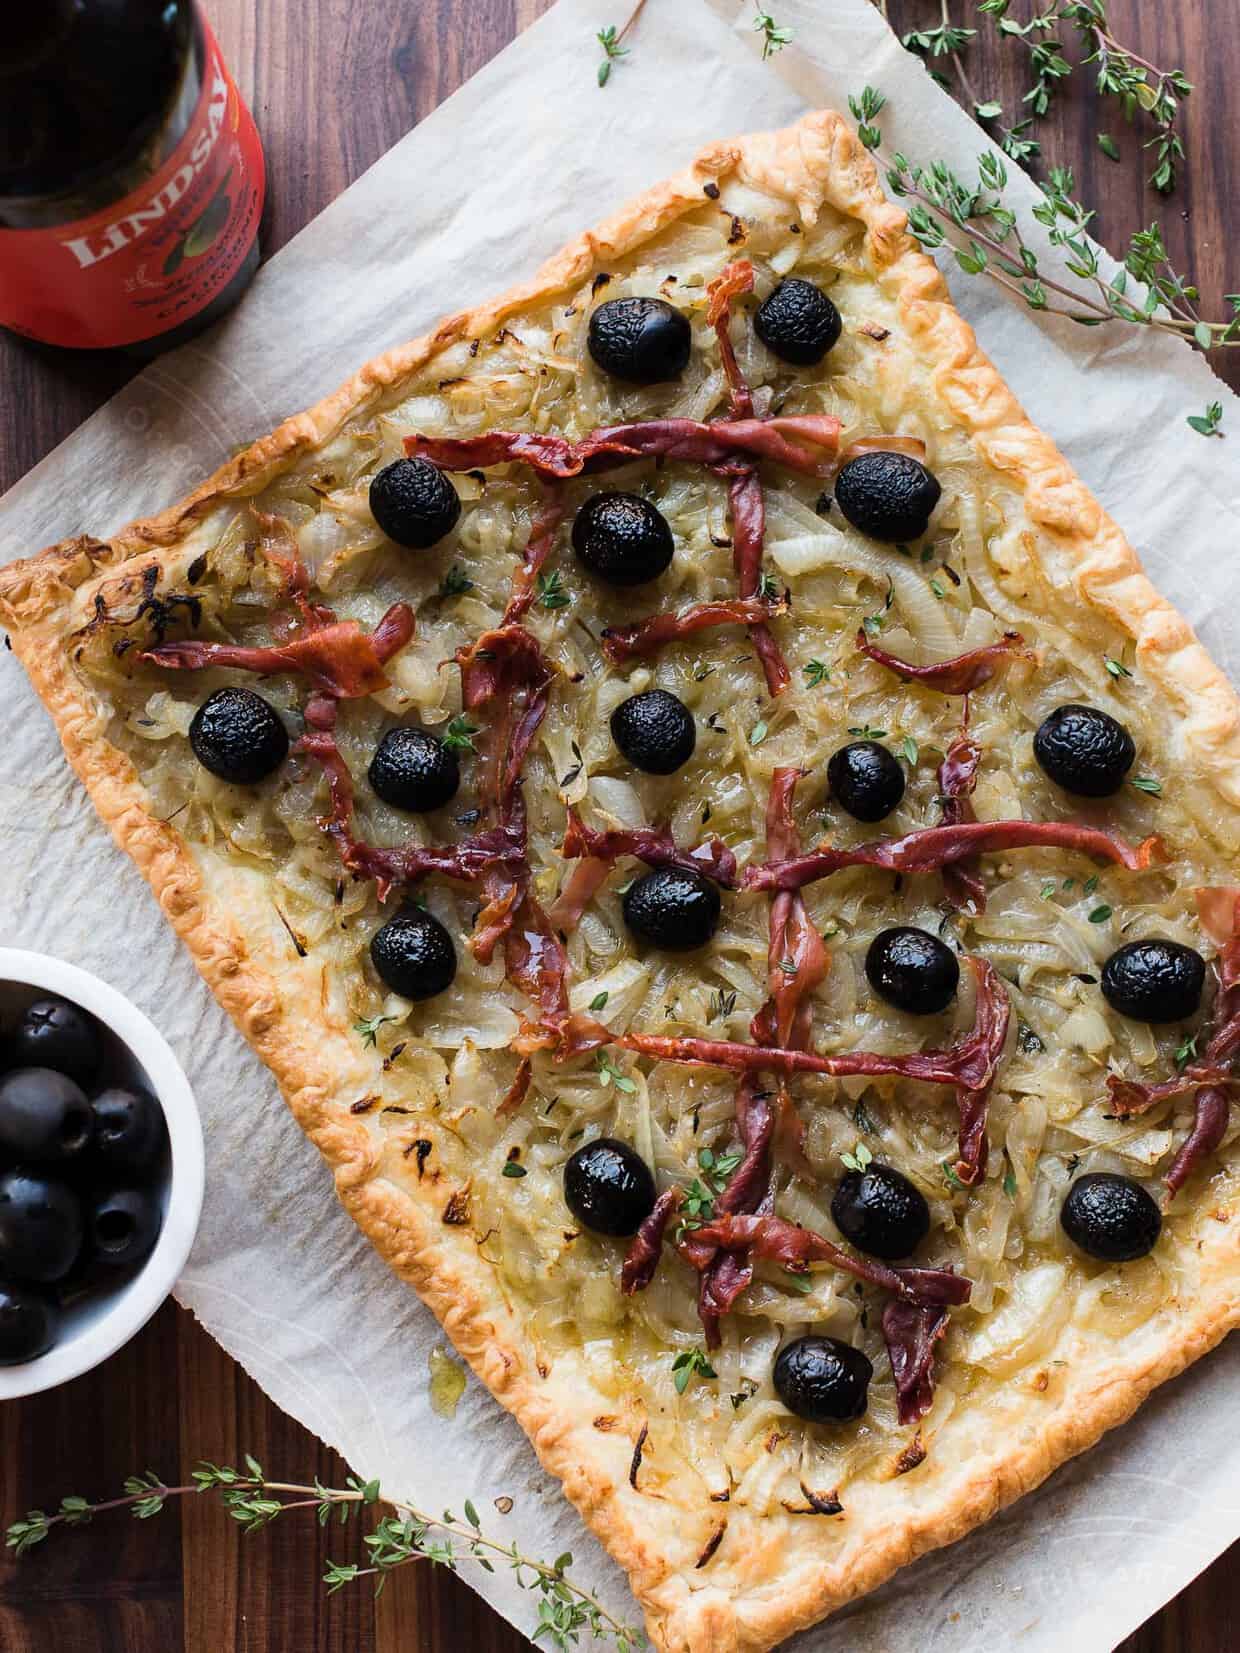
<box><xmin>0</xmin><ymin>949</ymin><xmax>203</xmax><ymax>1396</ymax></box>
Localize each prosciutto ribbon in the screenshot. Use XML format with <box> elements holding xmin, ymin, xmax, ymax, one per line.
<box><xmin>1107</xmin><ymin>887</ymin><xmax>1240</xmax><ymax>1196</ymax></box>
<box><xmin>882</xmin><ymin>1299</ymin><xmax>952</xmax><ymax>1426</ymax></box>
<box><xmin>601</xmin><ymin>595</ymin><xmax>787</xmax><ymax>664</ymax></box>
<box><xmin>857</xmin><ymin>629</ymin><xmax>1029</xmax><ymax>696</ymax></box>
<box><xmin>456</xmin><ymin>624</ymin><xmax>555</xmax><ymax>810</ymax></box>
<box><xmin>407</xmin><ymin>414</ymin><xmax>842</xmax><ymax>481</ymax></box>
<box><xmin>550</xmin><ymin>808</ymin><xmax>738</xmax><ymax>931</ymax></box>
<box><xmin>751</xmin><ymin>769</ymin><xmax>828</xmax><ymax>1052</ymax></box>
<box><xmin>621</xmin><ymin>1188</ymin><xmax>685</xmax><ymax>1294</ymax></box>
<box><xmin>744</xmin><ymin>818</ymin><xmax>1164</xmax><ymax>894</ymax></box>
<box><xmin>937</xmin><ymin>733</ymin><xmax>987</xmax><ymax>913</ymax></box>
<box><xmin>502</xmin><ymin>486</ymin><xmax>566</xmax><ymax>626</ymax></box>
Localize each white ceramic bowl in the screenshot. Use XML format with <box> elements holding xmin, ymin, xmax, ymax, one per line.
<box><xmin>0</xmin><ymin>948</ymin><xmax>204</xmax><ymax>1399</ymax></box>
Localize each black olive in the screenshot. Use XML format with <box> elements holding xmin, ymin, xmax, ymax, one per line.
<box><xmin>1101</xmin><ymin>939</ymin><xmax>1205</xmax><ymax>1024</ymax></box>
<box><xmin>9</xmin><ymin>996</ymin><xmax>100</xmax><ymax>1085</ymax></box>
<box><xmin>0</xmin><ymin>1069</ymin><xmax>93</xmax><ymax>1165</ymax></box>
<box><xmin>0</xmin><ymin>1282</ymin><xmax>59</xmax><ymax>1365</ymax></box>
<box><xmin>369</xmin><ymin>457</ymin><xmax>461</xmax><ymax>549</ymax></box>
<box><xmin>189</xmin><ymin>686</ymin><xmax>289</xmax><ymax>784</ymax></box>
<box><xmin>773</xmin><ymin>1335</ymin><xmax>872</xmax><ymax>1424</ymax></box>
<box><xmin>563</xmin><ymin>1138</ymin><xmax>656</xmax><ymax>1236</ymax></box>
<box><xmin>610</xmin><ymin>690</ymin><xmax>696</xmax><ymax>775</ymax></box>
<box><xmin>834</xmin><ymin>451</ymin><xmax>942</xmax><ymax>542</ymax></box>
<box><xmin>370</xmin><ymin>908</ymin><xmax>457</xmax><ymax>1001</ymax></box>
<box><xmin>827</xmin><ymin>740</ymin><xmax>905</xmax><ymax>822</ymax></box>
<box><xmin>622</xmin><ymin>867</ymin><xmax>722</xmax><ymax>951</ymax></box>
<box><xmin>831</xmin><ymin>1162</ymin><xmax>930</xmax><ymax>1260</ymax></box>
<box><xmin>88</xmin><ymin>1187</ymin><xmax>162</xmax><ymax>1269</ymax></box>
<box><xmin>1033</xmin><ymin>703</ymin><xmax>1135</xmax><ymax>798</ymax></box>
<box><xmin>90</xmin><ymin>1087</ymin><xmax>168</xmax><ymax>1180</ymax></box>
<box><xmin>572</xmin><ymin>492</ymin><xmax>675</xmax><ymax>586</ymax></box>
<box><xmin>754</xmin><ymin>278</ymin><xmax>842</xmax><ymax>366</ymax></box>
<box><xmin>0</xmin><ymin>1170</ymin><xmax>83</xmax><ymax>1284</ymax></box>
<box><xmin>587</xmin><ymin>296</ymin><xmax>692</xmax><ymax>384</ymax></box>
<box><xmin>866</xmin><ymin>926</ymin><xmax>960</xmax><ymax>1015</ymax></box>
<box><xmin>1060</xmin><ymin>1172</ymin><xmax>1162</xmax><ymax>1262</ymax></box>
<box><xmin>368</xmin><ymin>726</ymin><xmax>460</xmax><ymax>813</ymax></box>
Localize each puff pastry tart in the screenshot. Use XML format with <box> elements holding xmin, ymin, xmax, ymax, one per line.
<box><xmin>3</xmin><ymin>111</ymin><xmax>1239</xmax><ymax>1652</ymax></box>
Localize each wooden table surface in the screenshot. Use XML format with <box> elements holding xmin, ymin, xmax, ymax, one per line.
<box><xmin>1</xmin><ymin>3</ymin><xmax>1236</xmax><ymax>1649</ymax></box>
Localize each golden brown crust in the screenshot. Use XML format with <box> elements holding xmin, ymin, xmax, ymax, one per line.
<box><xmin>3</xmin><ymin>110</ymin><xmax>1239</xmax><ymax>1653</ymax></box>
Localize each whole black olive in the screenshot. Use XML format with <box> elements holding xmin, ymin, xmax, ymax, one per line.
<box><xmin>754</xmin><ymin>278</ymin><xmax>842</xmax><ymax>366</ymax></box>
<box><xmin>0</xmin><ymin>1069</ymin><xmax>93</xmax><ymax>1165</ymax></box>
<box><xmin>572</xmin><ymin>492</ymin><xmax>675</xmax><ymax>586</ymax></box>
<box><xmin>610</xmin><ymin>690</ymin><xmax>696</xmax><ymax>775</ymax></box>
<box><xmin>831</xmin><ymin>1162</ymin><xmax>930</xmax><ymax>1260</ymax></box>
<box><xmin>563</xmin><ymin>1138</ymin><xmax>656</xmax><ymax>1236</ymax></box>
<box><xmin>368</xmin><ymin>726</ymin><xmax>461</xmax><ymax>813</ymax></box>
<box><xmin>189</xmin><ymin>686</ymin><xmax>289</xmax><ymax>784</ymax></box>
<box><xmin>834</xmin><ymin>451</ymin><xmax>942</xmax><ymax>543</ymax></box>
<box><xmin>866</xmin><ymin>926</ymin><xmax>960</xmax><ymax>1015</ymax></box>
<box><xmin>9</xmin><ymin>997</ymin><xmax>99</xmax><ymax>1085</ymax></box>
<box><xmin>622</xmin><ymin>867</ymin><xmax>722</xmax><ymax>951</ymax></box>
<box><xmin>1033</xmin><ymin>704</ymin><xmax>1135</xmax><ymax>798</ymax></box>
<box><xmin>90</xmin><ymin>1087</ymin><xmax>168</xmax><ymax>1180</ymax></box>
<box><xmin>370</xmin><ymin>908</ymin><xmax>458</xmax><ymax>1001</ymax></box>
<box><xmin>369</xmin><ymin>457</ymin><xmax>461</xmax><ymax>549</ymax></box>
<box><xmin>1060</xmin><ymin>1172</ymin><xmax>1162</xmax><ymax>1262</ymax></box>
<box><xmin>0</xmin><ymin>1282</ymin><xmax>59</xmax><ymax>1365</ymax></box>
<box><xmin>0</xmin><ymin>1170</ymin><xmax>83</xmax><ymax>1284</ymax></box>
<box><xmin>773</xmin><ymin>1335</ymin><xmax>873</xmax><ymax>1424</ymax></box>
<box><xmin>1101</xmin><ymin>939</ymin><xmax>1206</xmax><ymax>1024</ymax></box>
<box><xmin>587</xmin><ymin>296</ymin><xmax>692</xmax><ymax>384</ymax></box>
<box><xmin>88</xmin><ymin>1187</ymin><xmax>163</xmax><ymax>1269</ymax></box>
<box><xmin>827</xmin><ymin>740</ymin><xmax>905</xmax><ymax>822</ymax></box>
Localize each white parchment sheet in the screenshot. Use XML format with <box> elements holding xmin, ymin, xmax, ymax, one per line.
<box><xmin>2</xmin><ymin>0</ymin><xmax>1239</xmax><ymax>1646</ymax></box>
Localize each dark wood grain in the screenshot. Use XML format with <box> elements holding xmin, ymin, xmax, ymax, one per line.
<box><xmin>0</xmin><ymin>2</ymin><xmax>1235</xmax><ymax>1649</ymax></box>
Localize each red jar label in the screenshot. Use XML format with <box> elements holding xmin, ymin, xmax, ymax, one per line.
<box><xmin>0</xmin><ymin>22</ymin><xmax>264</xmax><ymax>349</ymax></box>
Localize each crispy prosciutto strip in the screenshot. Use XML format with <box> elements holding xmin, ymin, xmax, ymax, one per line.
<box><xmin>685</xmin><ymin>1080</ymin><xmax>777</xmax><ymax>1346</ymax></box>
<box><xmin>882</xmin><ymin>1300</ymin><xmax>951</xmax><ymax>1426</ymax></box>
<box><xmin>936</xmin><ymin>732</ymin><xmax>987</xmax><ymax>913</ymax></box>
<box><xmin>502</xmin><ymin>486</ymin><xmax>566</xmax><ymax>626</ymax></box>
<box><xmin>706</xmin><ymin>260</ymin><xmax>756</xmax><ymax>419</ymax></box>
<box><xmin>407</xmin><ymin>414</ymin><xmax>842</xmax><ymax>481</ymax></box>
<box><xmin>456</xmin><ymin>624</ymin><xmax>555</xmax><ymax>809</ymax></box>
<box><xmin>744</xmin><ymin>818</ymin><xmax>1164</xmax><ymax>894</ymax></box>
<box><xmin>621</xmin><ymin>1187</ymin><xmax>684</xmax><ymax>1294</ymax></box>
<box><xmin>141</xmin><ymin>604</ymin><xmax>415</xmax><ymax>698</ymax></box>
<box><xmin>601</xmin><ymin>595</ymin><xmax>787</xmax><ymax>665</ymax></box>
<box><xmin>857</xmin><ymin>629</ymin><xmax>1029</xmax><ymax>696</ymax></box>
<box><xmin>1107</xmin><ymin>888</ymin><xmax>1240</xmax><ymax>1195</ymax></box>
<box><xmin>549</xmin><ymin>806</ymin><xmax>739</xmax><ymax>930</ymax></box>
<box><xmin>729</xmin><ymin>468</ymin><xmax>790</xmax><ymax>696</ymax></box>
<box><xmin>751</xmin><ymin>769</ymin><xmax>828</xmax><ymax>1052</ymax></box>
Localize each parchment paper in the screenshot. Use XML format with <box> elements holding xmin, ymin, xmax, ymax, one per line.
<box><xmin>2</xmin><ymin>1</ymin><xmax>1238</xmax><ymax>1646</ymax></box>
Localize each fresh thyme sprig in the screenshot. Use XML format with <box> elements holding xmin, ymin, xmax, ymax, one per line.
<box><xmin>753</xmin><ymin>2</ymin><xmax>793</xmax><ymax>60</ymax></box>
<box><xmin>6</xmin><ymin>1461</ymin><xmax>645</xmax><ymax>1651</ymax></box>
<box><xmin>976</xmin><ymin>0</ymin><xmax>1192</xmax><ymax>192</ymax></box>
<box><xmin>849</xmin><ymin>90</ymin><xmax>1240</xmax><ymax>364</ymax></box>
<box><xmin>595</xmin><ymin>0</ymin><xmax>649</xmax><ymax>87</ymax></box>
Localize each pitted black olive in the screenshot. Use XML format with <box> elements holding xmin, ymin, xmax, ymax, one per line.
<box><xmin>827</xmin><ymin>739</ymin><xmax>905</xmax><ymax>822</ymax></box>
<box><xmin>587</xmin><ymin>296</ymin><xmax>692</xmax><ymax>384</ymax></box>
<box><xmin>369</xmin><ymin>457</ymin><xmax>461</xmax><ymax>549</ymax></box>
<box><xmin>1060</xmin><ymin>1172</ymin><xmax>1162</xmax><ymax>1262</ymax></box>
<box><xmin>0</xmin><ymin>1069</ymin><xmax>93</xmax><ymax>1165</ymax></box>
<box><xmin>774</xmin><ymin>1335</ymin><xmax>872</xmax><ymax>1423</ymax></box>
<box><xmin>1101</xmin><ymin>938</ymin><xmax>1206</xmax><ymax>1023</ymax></box>
<box><xmin>610</xmin><ymin>690</ymin><xmax>696</xmax><ymax>775</ymax></box>
<box><xmin>90</xmin><ymin>1087</ymin><xmax>167</xmax><ymax>1180</ymax></box>
<box><xmin>0</xmin><ymin>1283</ymin><xmax>59</xmax><ymax>1366</ymax></box>
<box><xmin>1033</xmin><ymin>704</ymin><xmax>1135</xmax><ymax>798</ymax></box>
<box><xmin>622</xmin><ymin>867</ymin><xmax>722</xmax><ymax>951</ymax></box>
<box><xmin>563</xmin><ymin>1138</ymin><xmax>656</xmax><ymax>1236</ymax></box>
<box><xmin>0</xmin><ymin>1170</ymin><xmax>83</xmax><ymax>1284</ymax></box>
<box><xmin>370</xmin><ymin>908</ymin><xmax>457</xmax><ymax>1001</ymax></box>
<box><xmin>831</xmin><ymin>1162</ymin><xmax>930</xmax><ymax>1260</ymax></box>
<box><xmin>88</xmin><ymin>1188</ymin><xmax>162</xmax><ymax>1269</ymax></box>
<box><xmin>754</xmin><ymin>278</ymin><xmax>842</xmax><ymax>366</ymax></box>
<box><xmin>9</xmin><ymin>997</ymin><xmax>99</xmax><ymax>1085</ymax></box>
<box><xmin>572</xmin><ymin>492</ymin><xmax>675</xmax><ymax>586</ymax></box>
<box><xmin>834</xmin><ymin>451</ymin><xmax>942</xmax><ymax>543</ymax></box>
<box><xmin>189</xmin><ymin>686</ymin><xmax>289</xmax><ymax>784</ymax></box>
<box><xmin>866</xmin><ymin>926</ymin><xmax>960</xmax><ymax>1015</ymax></box>
<box><xmin>369</xmin><ymin>726</ymin><xmax>460</xmax><ymax>813</ymax></box>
